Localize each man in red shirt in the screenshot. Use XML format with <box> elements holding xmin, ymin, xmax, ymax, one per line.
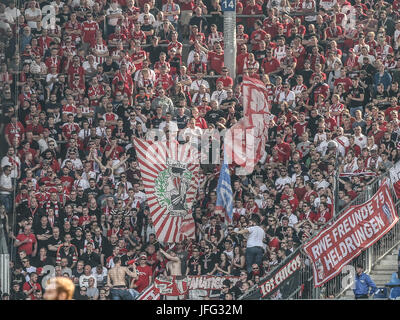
<box><xmin>206</xmin><ymin>42</ymin><xmax>224</xmax><ymax>75</ymax></box>
<box><xmin>242</xmin><ymin>0</ymin><xmax>262</xmax><ymax>31</ymax></box>
<box><xmin>23</xmin><ymin>272</ymin><xmax>42</xmax><ymax>300</ymax></box>
<box><xmin>333</xmin><ymin>67</ymin><xmax>352</xmax><ymax>91</ymax></box>
<box><xmin>236</xmin><ymin>44</ymin><xmax>250</xmax><ymax>75</ymax></box>
<box><xmin>262</xmin><ymin>48</ymin><xmax>281</xmax><ymax>75</ymax></box>
<box><xmin>216</xmin><ymin>66</ymin><xmax>234</xmax><ymax>89</ymax></box>
<box><xmin>130</xmin><ymin>41</ymin><xmax>148</xmax><ymax>71</ymax></box>
<box><xmin>131</xmin><ymin>253</ymin><xmax>153</xmax><ymax>293</ymax></box>
<box><xmin>112</xmin><ymin>62</ymin><xmax>133</xmax><ymax>96</ymax></box>
<box><xmin>5</xmin><ymin>114</ymin><xmax>25</xmax><ymax>146</ymax></box>
<box><xmin>67</xmin><ymin>55</ymin><xmax>85</xmax><ymax>87</ymax></box>
<box><xmin>274</xmin><ymin>134</ymin><xmax>291</xmax><ymax>164</ymax></box>
<box><xmin>310</xmin><ymin>75</ymin><xmax>330</xmax><ymax>103</ymax></box>
<box><xmin>81</xmin><ymin>13</ymin><xmax>99</xmax><ymax>50</ymax></box>
<box><xmin>15</xmin><ymin>225</ymin><xmax>37</xmax><ymax>257</ymax></box>
<box><xmin>155</xmin><ymin>65</ymin><xmax>174</xmax><ymax>91</ymax></box>
<box><xmin>105</xmin><ymin>137</ymin><xmax>124</xmax><ymax>161</ymax></box>
<box><xmin>250</xmin><ymin>20</ymin><xmax>267</xmax><ymax>52</ymax></box>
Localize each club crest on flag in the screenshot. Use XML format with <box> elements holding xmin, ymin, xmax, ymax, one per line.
<box><xmin>155</xmin><ymin>159</ymin><xmax>194</xmax><ymax>216</ymax></box>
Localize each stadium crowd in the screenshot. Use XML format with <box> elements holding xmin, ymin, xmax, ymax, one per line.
<box><xmin>0</xmin><ymin>0</ymin><xmax>400</xmax><ymax>300</ymax></box>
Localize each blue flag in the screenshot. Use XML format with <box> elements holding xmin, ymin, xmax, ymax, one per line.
<box><xmin>216</xmin><ymin>160</ymin><xmax>234</xmax><ymax>223</ymax></box>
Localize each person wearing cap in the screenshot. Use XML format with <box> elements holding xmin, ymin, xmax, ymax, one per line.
<box><xmin>130</xmin><ymin>253</ymin><xmax>152</xmax><ymax>294</ymax></box>
<box><xmin>353</xmin><ymin>264</ymin><xmax>378</xmax><ymax>299</ymax></box>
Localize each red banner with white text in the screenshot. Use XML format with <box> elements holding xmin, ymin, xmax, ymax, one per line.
<box><xmin>303</xmin><ymin>180</ymin><xmax>399</xmax><ymax>287</ymax></box>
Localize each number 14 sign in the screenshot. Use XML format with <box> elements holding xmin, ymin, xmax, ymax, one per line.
<box><xmin>221</xmin><ymin>0</ymin><xmax>236</xmax><ymax>11</ymax></box>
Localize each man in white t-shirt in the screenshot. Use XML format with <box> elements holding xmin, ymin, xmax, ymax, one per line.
<box><xmin>0</xmin><ymin>3</ymin><xmax>14</xmax><ymax>31</ymax></box>
<box><xmin>278</xmin><ymin>83</ymin><xmax>296</xmax><ymax>108</ymax></box>
<box><xmin>24</xmin><ymin>1</ymin><xmax>42</xmax><ymax>30</ymax></box>
<box><xmin>234</xmin><ymin>215</ymin><xmax>265</xmax><ymax>273</ymax></box>
<box><xmin>106</xmin><ymin>2</ymin><xmax>124</xmax><ymax>28</ymax></box>
<box><xmin>1</xmin><ymin>146</ymin><xmax>21</xmax><ymax>179</ymax></box>
<box><xmin>0</xmin><ymin>165</ymin><xmax>13</xmax><ymax>213</ymax></box>
<box><xmin>159</xmin><ymin>112</ymin><xmax>179</xmax><ymax>139</ymax></box>
<box><xmin>5</xmin><ymin>2</ymin><xmax>21</xmax><ymax>21</ymax></box>
<box><xmin>179</xmin><ymin>117</ymin><xmax>202</xmax><ymax>146</ymax></box>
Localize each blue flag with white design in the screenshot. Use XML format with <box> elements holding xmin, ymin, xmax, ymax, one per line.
<box><xmin>216</xmin><ymin>155</ymin><xmax>233</xmax><ymax>224</ymax></box>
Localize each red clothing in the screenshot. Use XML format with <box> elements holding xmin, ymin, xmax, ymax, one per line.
<box><xmin>313</xmin><ymin>83</ymin><xmax>329</xmax><ymax>102</ymax></box>
<box><xmin>16</xmin><ymin>233</ymin><xmax>37</xmax><ymax>255</ymax></box>
<box><xmin>250</xmin><ymin>29</ymin><xmax>267</xmax><ymax>51</ymax></box>
<box><xmin>155</xmin><ymin>73</ymin><xmax>173</xmax><ymax>90</ymax></box>
<box><xmin>242</xmin><ymin>4</ymin><xmax>262</xmax><ymax>28</ymax></box>
<box><xmin>208</xmin><ymin>51</ymin><xmax>225</xmax><ymax>74</ymax></box>
<box><xmin>81</xmin><ymin>20</ymin><xmax>99</xmax><ymax>45</ymax></box>
<box><xmin>104</xmin><ymin>145</ymin><xmax>124</xmax><ymax>160</ymax></box>
<box><xmin>262</xmin><ymin>57</ymin><xmax>280</xmax><ymax>74</ymax></box>
<box><xmin>113</xmin><ymin>70</ymin><xmax>134</xmax><ymax>92</ymax></box>
<box><xmin>275</xmin><ymin>142</ymin><xmax>291</xmax><ymax>163</ymax></box>
<box><xmin>134</xmin><ymin>265</ymin><xmax>153</xmax><ymax>293</ymax></box>
<box><xmin>5</xmin><ymin>122</ymin><xmax>25</xmax><ymax>143</ymax></box>
<box><xmin>194</xmin><ymin>117</ymin><xmax>208</xmax><ymax>129</ymax></box>
<box><xmin>334</xmin><ymin>77</ymin><xmax>352</xmax><ymax>91</ymax></box>
<box><xmin>236</xmin><ymin>52</ymin><xmax>250</xmax><ymax>75</ymax></box>
<box><xmin>23</xmin><ymin>281</ymin><xmax>42</xmax><ymax>300</ymax></box>
<box><xmin>314</xmin><ymin>206</ymin><xmax>333</xmax><ymax>225</ymax></box>
<box><xmin>216</xmin><ymin>76</ymin><xmax>234</xmax><ymax>88</ymax></box>
<box><xmin>293</xmin><ymin>121</ymin><xmax>308</xmax><ymax>137</ymax></box>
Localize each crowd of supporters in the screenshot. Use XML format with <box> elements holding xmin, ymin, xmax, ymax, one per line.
<box><xmin>0</xmin><ymin>0</ymin><xmax>400</xmax><ymax>300</ymax></box>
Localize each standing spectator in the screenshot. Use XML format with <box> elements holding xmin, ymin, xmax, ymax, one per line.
<box><xmin>353</xmin><ymin>264</ymin><xmax>378</xmax><ymax>299</ymax></box>
<box><xmin>234</xmin><ymin>215</ymin><xmax>265</xmax><ymax>273</ymax></box>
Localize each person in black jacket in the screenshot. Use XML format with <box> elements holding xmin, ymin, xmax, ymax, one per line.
<box><xmin>80</xmin><ymin>242</ymin><xmax>101</xmax><ymax>268</ymax></box>
<box><xmin>10</xmin><ymin>282</ymin><xmax>26</xmax><ymax>300</ymax></box>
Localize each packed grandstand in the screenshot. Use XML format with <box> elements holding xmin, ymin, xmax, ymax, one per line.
<box><xmin>0</xmin><ymin>0</ymin><xmax>400</xmax><ymax>301</ymax></box>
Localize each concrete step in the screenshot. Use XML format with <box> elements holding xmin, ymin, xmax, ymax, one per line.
<box><xmin>374</xmin><ymin>264</ymin><xmax>399</xmax><ymax>271</ymax></box>
<box><xmin>372</xmin><ymin>270</ymin><xmax>397</xmax><ymax>275</ymax></box>
<box><xmin>371</xmin><ymin>274</ymin><xmax>393</xmax><ymax>281</ymax></box>
<box><xmin>378</xmin><ymin>260</ymin><xmax>398</xmax><ymax>266</ymax></box>
<box><xmin>380</xmin><ymin>255</ymin><xmax>398</xmax><ymax>261</ymax></box>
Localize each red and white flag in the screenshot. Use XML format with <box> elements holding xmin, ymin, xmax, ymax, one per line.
<box><xmin>303</xmin><ymin>180</ymin><xmax>398</xmax><ymax>287</ymax></box>
<box><xmin>224</xmin><ymin>76</ymin><xmax>270</xmax><ymax>173</ymax></box>
<box><xmin>241</xmin><ymin>76</ymin><xmax>270</xmax><ymax>126</ymax></box>
<box><xmin>134</xmin><ymin>138</ymin><xmax>199</xmax><ymax>243</ymax></box>
<box><xmin>136</xmin><ymin>284</ymin><xmax>161</xmax><ymax>300</ymax></box>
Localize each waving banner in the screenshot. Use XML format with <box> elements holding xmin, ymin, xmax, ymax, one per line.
<box><xmin>134</xmin><ymin>138</ymin><xmax>200</xmax><ymax>243</ymax></box>
<box><xmin>224</xmin><ymin>76</ymin><xmax>270</xmax><ymax>174</ymax></box>
<box><xmin>303</xmin><ymin>180</ymin><xmax>398</xmax><ymax>287</ymax></box>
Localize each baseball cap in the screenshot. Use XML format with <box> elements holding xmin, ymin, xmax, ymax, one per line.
<box><xmin>139</xmin><ymin>253</ymin><xmax>147</xmax><ymax>259</ymax></box>
<box><xmin>72</xmin><ymin>215</ymin><xmax>79</xmax><ymax>220</ymax></box>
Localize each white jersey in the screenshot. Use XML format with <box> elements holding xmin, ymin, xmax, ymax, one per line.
<box><xmin>274</xmin><ymin>45</ymin><xmax>287</xmax><ymax>63</ymax></box>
